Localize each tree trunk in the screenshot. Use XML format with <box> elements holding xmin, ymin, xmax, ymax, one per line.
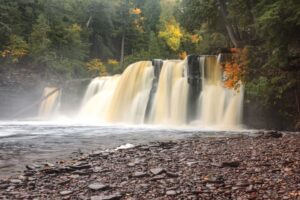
<box><xmin>217</xmin><ymin>0</ymin><xmax>243</xmax><ymax>48</ymax></box>
<box><xmin>120</xmin><ymin>31</ymin><xmax>125</xmax><ymax>68</ymax></box>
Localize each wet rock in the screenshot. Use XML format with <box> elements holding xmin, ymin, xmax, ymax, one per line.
<box><xmin>263</xmin><ymin>131</ymin><xmax>283</xmax><ymax>138</ymax></box>
<box><xmin>88</xmin><ymin>183</ymin><xmax>108</xmax><ymax>191</ymax></box>
<box><xmin>150</xmin><ymin>168</ymin><xmax>165</xmax><ymax>175</ymax></box>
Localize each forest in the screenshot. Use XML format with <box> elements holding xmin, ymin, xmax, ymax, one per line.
<box><xmin>0</xmin><ymin>0</ymin><xmax>299</xmax><ymax>130</ymax></box>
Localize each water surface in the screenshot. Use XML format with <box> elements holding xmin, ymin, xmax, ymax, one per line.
<box><xmin>0</xmin><ymin>120</ymin><xmax>252</xmax><ymax>178</ymax></box>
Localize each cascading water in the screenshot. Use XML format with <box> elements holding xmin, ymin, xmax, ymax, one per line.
<box><xmin>197</xmin><ymin>56</ymin><xmax>244</xmax><ymax>129</ymax></box>
<box><xmin>39</xmin><ymin>87</ymin><xmax>61</xmax><ymax>118</ymax></box>
<box><xmin>42</xmin><ymin>55</ymin><xmax>244</xmax><ymax>129</ymax></box>
<box><xmin>78</xmin><ymin>61</ymin><xmax>154</xmax><ymax>123</ymax></box>
<box><xmin>148</xmin><ymin>60</ymin><xmax>189</xmax><ymax>125</ymax></box>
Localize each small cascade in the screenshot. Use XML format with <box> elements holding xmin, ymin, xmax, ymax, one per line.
<box><xmin>39</xmin><ymin>87</ymin><xmax>61</xmax><ymax>118</ymax></box>
<box><xmin>78</xmin><ymin>76</ymin><xmax>120</xmax><ymax>121</ymax></box>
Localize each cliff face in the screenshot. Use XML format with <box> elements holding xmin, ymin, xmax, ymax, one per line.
<box><xmin>0</xmin><ymin>67</ymin><xmax>45</xmax><ymax>119</ymax></box>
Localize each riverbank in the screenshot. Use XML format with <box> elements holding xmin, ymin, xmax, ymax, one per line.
<box><xmin>0</xmin><ymin>132</ymin><xmax>299</xmax><ymax>199</ymax></box>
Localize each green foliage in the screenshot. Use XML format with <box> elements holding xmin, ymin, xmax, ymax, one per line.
<box><xmin>29</xmin><ymin>14</ymin><xmax>51</xmax><ymax>60</ymax></box>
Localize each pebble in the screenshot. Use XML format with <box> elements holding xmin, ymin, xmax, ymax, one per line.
<box><xmin>60</xmin><ymin>190</ymin><xmax>73</xmax><ymax>195</ymax></box>
<box><xmin>88</xmin><ymin>183</ymin><xmax>108</xmax><ymax>191</ymax></box>
<box><xmin>0</xmin><ymin>135</ymin><xmax>299</xmax><ymax>200</ymax></box>
<box><xmin>166</xmin><ymin>190</ymin><xmax>177</xmax><ymax>196</ymax></box>
<box><xmin>133</xmin><ymin>172</ymin><xmax>147</xmax><ymax>177</ymax></box>
<box><xmin>91</xmin><ymin>193</ymin><xmax>122</xmax><ymax>200</ymax></box>
<box><xmin>150</xmin><ymin>168</ymin><xmax>165</xmax><ymax>175</ymax></box>
<box><xmin>9</xmin><ymin>179</ymin><xmax>22</xmax><ymax>184</ymax></box>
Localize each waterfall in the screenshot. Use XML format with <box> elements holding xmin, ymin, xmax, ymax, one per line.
<box><xmin>78</xmin><ymin>61</ymin><xmax>154</xmax><ymax>123</ymax></box>
<box><xmin>148</xmin><ymin>60</ymin><xmax>189</xmax><ymax>125</ymax></box>
<box><xmin>42</xmin><ymin>55</ymin><xmax>244</xmax><ymax>129</ymax></box>
<box><xmin>197</xmin><ymin>55</ymin><xmax>244</xmax><ymax>128</ymax></box>
<box><xmin>39</xmin><ymin>87</ymin><xmax>61</xmax><ymax>118</ymax></box>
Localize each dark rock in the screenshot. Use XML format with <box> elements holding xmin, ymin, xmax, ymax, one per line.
<box><xmin>221</xmin><ymin>161</ymin><xmax>240</xmax><ymax>167</ymax></box>
<box><xmin>0</xmin><ymin>184</ymin><xmax>9</xmax><ymax>189</ymax></box>
<box><xmin>70</xmin><ymin>163</ymin><xmax>91</xmax><ymax>170</ymax></box>
<box><xmin>166</xmin><ymin>171</ymin><xmax>179</xmax><ymax>177</ymax></box>
<box><xmin>263</xmin><ymin>131</ymin><xmax>283</xmax><ymax>138</ymax></box>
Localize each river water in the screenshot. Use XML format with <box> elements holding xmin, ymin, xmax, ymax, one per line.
<box><xmin>0</xmin><ymin>120</ymin><xmax>254</xmax><ymax>178</ymax></box>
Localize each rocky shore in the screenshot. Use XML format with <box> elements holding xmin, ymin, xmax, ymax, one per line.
<box><xmin>0</xmin><ymin>132</ymin><xmax>299</xmax><ymax>200</ymax></box>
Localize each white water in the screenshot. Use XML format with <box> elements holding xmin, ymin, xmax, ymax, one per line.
<box><xmin>197</xmin><ymin>56</ymin><xmax>244</xmax><ymax>129</ymax></box>
<box><xmin>39</xmin><ymin>56</ymin><xmax>244</xmax><ymax>129</ymax></box>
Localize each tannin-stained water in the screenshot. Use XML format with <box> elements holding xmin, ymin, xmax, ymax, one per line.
<box><xmin>197</xmin><ymin>56</ymin><xmax>244</xmax><ymax>129</ymax></box>
<box><xmin>148</xmin><ymin>60</ymin><xmax>189</xmax><ymax>125</ymax></box>
<box><xmin>78</xmin><ymin>61</ymin><xmax>154</xmax><ymax>123</ymax></box>
<box><xmin>40</xmin><ymin>56</ymin><xmax>244</xmax><ymax>129</ymax></box>
<box><xmin>39</xmin><ymin>87</ymin><xmax>60</xmax><ymax>118</ymax></box>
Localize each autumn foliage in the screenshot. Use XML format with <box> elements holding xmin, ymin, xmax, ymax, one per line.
<box><xmin>86</xmin><ymin>59</ymin><xmax>107</xmax><ymax>76</ymax></box>
<box><xmin>223</xmin><ymin>48</ymin><xmax>248</xmax><ymax>90</ymax></box>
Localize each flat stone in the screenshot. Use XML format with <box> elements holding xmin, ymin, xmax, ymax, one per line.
<box><xmin>133</xmin><ymin>172</ymin><xmax>147</xmax><ymax>177</ymax></box>
<box><xmin>88</xmin><ymin>183</ymin><xmax>108</xmax><ymax>191</ymax></box>
<box><xmin>166</xmin><ymin>171</ymin><xmax>179</xmax><ymax>177</ymax></box>
<box><xmin>187</xmin><ymin>162</ymin><xmax>198</xmax><ymax>167</ymax></box>
<box><xmin>236</xmin><ymin>180</ymin><xmax>249</xmax><ymax>187</ymax></box>
<box><xmin>221</xmin><ymin>161</ymin><xmax>240</xmax><ymax>167</ymax></box>
<box><xmin>60</xmin><ymin>190</ymin><xmax>73</xmax><ymax>195</ymax></box>
<box><xmin>166</xmin><ymin>190</ymin><xmax>177</xmax><ymax>196</ymax></box>
<box><xmin>150</xmin><ymin>174</ymin><xmax>166</xmax><ymax>180</ymax></box>
<box><xmin>10</xmin><ymin>179</ymin><xmax>22</xmax><ymax>184</ymax></box>
<box><xmin>127</xmin><ymin>162</ymin><xmax>135</xmax><ymax>167</ymax></box>
<box><xmin>91</xmin><ymin>193</ymin><xmax>122</xmax><ymax>200</ymax></box>
<box><xmin>150</xmin><ymin>168</ymin><xmax>165</xmax><ymax>175</ymax></box>
<box><xmin>70</xmin><ymin>163</ymin><xmax>91</xmax><ymax>170</ymax></box>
